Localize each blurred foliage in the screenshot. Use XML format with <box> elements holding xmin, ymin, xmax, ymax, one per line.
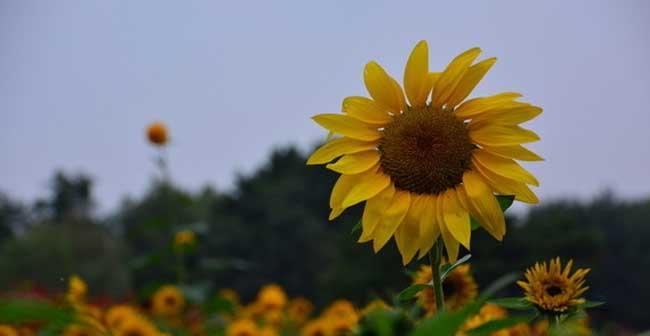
<box><xmin>0</xmin><ymin>145</ymin><xmax>648</xmax><ymax>331</ymax></box>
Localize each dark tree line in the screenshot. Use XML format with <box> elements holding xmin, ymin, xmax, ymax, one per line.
<box><xmin>0</xmin><ymin>146</ymin><xmax>648</xmax><ymax>330</ymax></box>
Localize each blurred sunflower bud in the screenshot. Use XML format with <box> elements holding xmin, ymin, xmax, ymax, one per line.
<box><xmin>146</xmin><ymin>122</ymin><xmax>169</xmax><ymax>146</ymax></box>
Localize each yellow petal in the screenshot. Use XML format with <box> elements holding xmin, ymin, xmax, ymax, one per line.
<box><xmin>359</xmin><ymin>184</ymin><xmax>395</xmax><ymax>242</ymax></box>
<box><xmin>326</xmin><ymin>150</ymin><xmax>380</xmax><ymax>174</ymax></box>
<box><xmin>455</xmin><ymin>92</ymin><xmax>523</xmax><ymax>118</ymax></box>
<box><xmin>307</xmin><ymin>137</ymin><xmax>377</xmax><ymax>165</ymax></box>
<box><xmin>372</xmin><ymin>191</ymin><xmax>411</xmax><ymax>252</ymax></box>
<box><xmin>329</xmin><ymin>165</ymin><xmax>390</xmax><ymax>219</ymax></box>
<box><xmin>436</xmin><ymin>195</ymin><xmax>459</xmax><ymax>262</ymax></box>
<box><xmin>417</xmin><ymin>195</ymin><xmax>441</xmax><ymax>259</ymax></box>
<box><xmin>329</xmin><ymin>207</ymin><xmax>344</xmax><ymax>220</ymax></box>
<box><xmin>469</xmin><ymin>124</ymin><xmax>540</xmax><ymax>146</ymax></box>
<box><xmin>446</xmin><ymin>57</ymin><xmax>497</xmax><ymax>108</ymax></box>
<box><xmin>432</xmin><ymin>47</ymin><xmax>482</xmax><ymax>108</ymax></box>
<box><xmin>312</xmin><ymin>114</ymin><xmax>381</xmax><ymax>141</ymax></box>
<box><xmin>462</xmin><ymin>171</ymin><xmax>505</xmax><ymax>240</ymax></box>
<box><xmin>391</xmin><ymin>77</ymin><xmax>407</xmax><ymax>112</ymax></box>
<box><xmin>473</xmin><ymin>150</ymin><xmax>540</xmax><ymax>186</ymax></box>
<box><xmin>470</xmin><ymin>105</ymin><xmax>543</xmax><ymax>126</ymax></box>
<box><xmin>395</xmin><ymin>195</ymin><xmax>424</xmax><ymax>264</ymax></box>
<box><xmin>404</xmin><ymin>40</ymin><xmax>432</xmax><ymax>108</ymax></box>
<box><xmin>481</xmin><ymin>145</ymin><xmax>544</xmax><ymax>161</ymax></box>
<box><xmin>342</xmin><ymin>96</ymin><xmax>392</xmax><ymax>125</ymax></box>
<box><xmin>364</xmin><ymin>61</ymin><xmax>405</xmax><ymax>113</ymax></box>
<box><xmin>341</xmin><ymin>166</ymin><xmax>392</xmax><ymax>208</ymax></box>
<box><xmin>441</xmin><ymin>189</ymin><xmax>471</xmax><ymax>249</ymax></box>
<box><xmin>429</xmin><ymin>72</ymin><xmax>441</xmax><ymax>89</ymax></box>
<box><xmin>329</xmin><ymin>174</ymin><xmax>356</xmax><ymax>213</ymax></box>
<box><xmin>473</xmin><ymin>157</ymin><xmax>540</xmax><ymax>204</ymax></box>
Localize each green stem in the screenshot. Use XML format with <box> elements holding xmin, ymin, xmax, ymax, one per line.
<box><xmin>429</xmin><ymin>239</ymin><xmax>445</xmax><ymax>312</ymax></box>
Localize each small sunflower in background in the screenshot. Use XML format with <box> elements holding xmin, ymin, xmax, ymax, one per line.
<box><xmin>301</xmin><ymin>318</ymin><xmax>330</xmax><ymax>336</ymax></box>
<box><xmin>146</xmin><ymin>122</ymin><xmax>169</xmax><ymax>146</ymax></box>
<box><xmin>66</xmin><ymin>275</ymin><xmax>87</xmax><ymax>303</ymax></box>
<box><xmin>308</xmin><ymin>40</ymin><xmax>542</xmax><ymax>263</ymax></box>
<box><xmin>256</xmin><ymin>284</ymin><xmax>288</xmax><ymax>312</ymax></box>
<box><xmin>113</xmin><ymin>316</ymin><xmax>160</xmax><ymax>336</ymax></box>
<box><xmin>458</xmin><ymin>303</ymin><xmax>511</xmax><ymax>336</ymax></box>
<box><xmin>287</xmin><ymin>297</ymin><xmax>314</xmax><ymax>324</ymax></box>
<box><xmin>226</xmin><ymin>319</ymin><xmax>259</xmax><ymax>336</ymax></box>
<box><xmin>413</xmin><ymin>263</ymin><xmax>477</xmax><ymax>314</ymax></box>
<box><xmin>0</xmin><ymin>325</ymin><xmax>19</xmax><ymax>336</ymax></box>
<box><xmin>105</xmin><ymin>305</ymin><xmax>140</xmax><ymax>331</ymax></box>
<box><xmin>151</xmin><ymin>285</ymin><xmax>186</xmax><ymax>317</ymax></box>
<box><xmin>322</xmin><ymin>299</ymin><xmax>359</xmax><ymax>332</ymax></box>
<box><xmin>517</xmin><ymin>258</ymin><xmax>590</xmax><ymax>313</ymax></box>
<box><xmin>174</xmin><ymin>230</ymin><xmax>196</xmax><ymax>249</ymax></box>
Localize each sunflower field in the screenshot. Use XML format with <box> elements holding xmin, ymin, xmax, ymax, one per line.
<box><xmin>1</xmin><ymin>40</ymin><xmax>649</xmax><ymax>336</ymax></box>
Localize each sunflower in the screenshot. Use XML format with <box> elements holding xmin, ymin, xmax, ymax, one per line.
<box><xmin>174</xmin><ymin>230</ymin><xmax>196</xmax><ymax>248</ymax></box>
<box><xmin>105</xmin><ymin>305</ymin><xmax>140</xmax><ymax>331</ymax></box>
<box><xmin>301</xmin><ymin>319</ymin><xmax>330</xmax><ymax>336</ymax></box>
<box><xmin>413</xmin><ymin>263</ymin><xmax>478</xmax><ymax>314</ymax></box>
<box><xmin>0</xmin><ymin>325</ymin><xmax>18</xmax><ymax>336</ymax></box>
<box><xmin>151</xmin><ymin>285</ymin><xmax>186</xmax><ymax>317</ymax></box>
<box><xmin>226</xmin><ymin>319</ymin><xmax>259</xmax><ymax>336</ymax></box>
<box><xmin>517</xmin><ymin>258</ymin><xmax>590</xmax><ymax>313</ymax></box>
<box><xmin>287</xmin><ymin>297</ymin><xmax>314</xmax><ymax>324</ymax></box>
<box><xmin>113</xmin><ymin>316</ymin><xmax>160</xmax><ymax>336</ymax></box>
<box><xmin>146</xmin><ymin>122</ymin><xmax>169</xmax><ymax>146</ymax></box>
<box><xmin>67</xmin><ymin>275</ymin><xmax>87</xmax><ymax>303</ymax></box>
<box><xmin>322</xmin><ymin>300</ymin><xmax>359</xmax><ymax>331</ymax></box>
<box><xmin>458</xmin><ymin>303</ymin><xmax>508</xmax><ymax>336</ymax></box>
<box><xmin>308</xmin><ymin>41</ymin><xmax>542</xmax><ymax>264</ymax></box>
<box><xmin>256</xmin><ymin>284</ymin><xmax>288</xmax><ymax>312</ymax></box>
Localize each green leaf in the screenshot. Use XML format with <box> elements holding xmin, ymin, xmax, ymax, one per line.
<box><xmin>440</xmin><ymin>254</ymin><xmax>472</xmax><ymax>280</ymax></box>
<box><xmin>0</xmin><ymin>299</ymin><xmax>78</xmax><ymax>336</ymax></box>
<box><xmin>488</xmin><ymin>297</ymin><xmax>533</xmax><ymax>310</ymax></box>
<box><xmin>360</xmin><ymin>309</ymin><xmax>397</xmax><ymax>336</ymax></box>
<box><xmin>203</xmin><ymin>296</ymin><xmax>235</xmax><ymax>315</ymax></box>
<box><xmin>466</xmin><ymin>313</ymin><xmax>537</xmax><ymax>336</ymax></box>
<box><xmin>410</xmin><ymin>272</ymin><xmax>522</xmax><ymax>336</ymax></box>
<box><xmin>496</xmin><ymin>195</ymin><xmax>515</xmax><ymax>212</ymax></box>
<box><xmin>397</xmin><ymin>284</ymin><xmax>430</xmax><ymax>302</ymax></box>
<box><xmin>351</xmin><ymin>220</ymin><xmax>362</xmax><ymax>235</ymax></box>
<box><xmin>0</xmin><ymin>299</ymin><xmax>75</xmax><ymax>325</ymax></box>
<box><xmin>409</xmin><ymin>301</ymin><xmax>483</xmax><ymax>336</ymax></box>
<box><xmin>578</xmin><ymin>300</ymin><xmax>605</xmax><ymax>309</ymax></box>
<box><xmin>471</xmin><ymin>195</ymin><xmax>515</xmax><ymax>231</ymax></box>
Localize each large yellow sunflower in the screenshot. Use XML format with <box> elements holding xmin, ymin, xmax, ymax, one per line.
<box><xmin>308</xmin><ymin>40</ymin><xmax>542</xmax><ymax>264</ymax></box>
<box><xmin>517</xmin><ymin>258</ymin><xmax>590</xmax><ymax>313</ymax></box>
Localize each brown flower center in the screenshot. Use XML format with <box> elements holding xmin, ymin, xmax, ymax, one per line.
<box><xmin>165</xmin><ymin>296</ymin><xmax>176</xmax><ymax>306</ymax></box>
<box><xmin>379</xmin><ymin>107</ymin><xmax>474</xmax><ymax>195</ymax></box>
<box><xmin>545</xmin><ymin>285</ymin><xmax>563</xmax><ymax>296</ymax></box>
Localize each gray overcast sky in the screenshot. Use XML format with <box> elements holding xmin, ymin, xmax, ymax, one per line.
<box><xmin>1</xmin><ymin>0</ymin><xmax>649</xmax><ymax>212</ymax></box>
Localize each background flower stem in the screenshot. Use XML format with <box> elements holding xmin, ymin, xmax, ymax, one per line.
<box><xmin>429</xmin><ymin>239</ymin><xmax>445</xmax><ymax>312</ymax></box>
